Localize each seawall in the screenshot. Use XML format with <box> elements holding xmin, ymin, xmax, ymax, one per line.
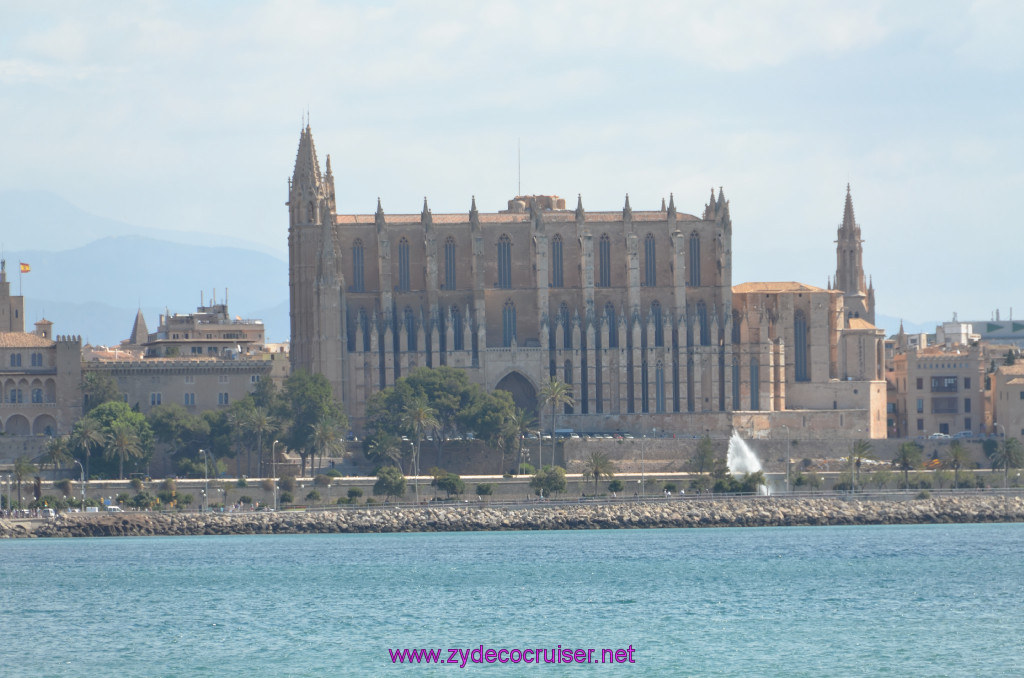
<box><xmin>3</xmin><ymin>495</ymin><xmax>1023</xmax><ymax>539</ymax></box>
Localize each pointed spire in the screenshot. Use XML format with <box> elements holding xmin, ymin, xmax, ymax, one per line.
<box><xmin>623</xmin><ymin>193</ymin><xmax>632</xmax><ymax>222</ymax></box>
<box><xmin>842</xmin><ymin>183</ymin><xmax>856</xmax><ymax>232</ymax></box>
<box><xmin>128</xmin><ymin>309</ymin><xmax>148</xmax><ymax>346</ymax></box>
<box><xmin>291</xmin><ymin>124</ymin><xmax>322</xmax><ymax>190</ymax></box>
<box><xmin>667</xmin><ymin>193</ymin><xmax>677</xmax><ymax>218</ymax></box>
<box><xmin>575</xmin><ymin>193</ymin><xmax>585</xmax><ymax>222</ymax></box>
<box><xmin>661</xmin><ymin>197</ymin><xmax>666</xmax><ymax>212</ymax></box>
<box><xmin>375</xmin><ymin>197</ymin><xmax>385</xmax><ymax>231</ymax></box>
<box><xmin>470</xmin><ymin>195</ymin><xmax>477</xmax><ymax>213</ymax></box>
<box><xmin>325</xmin><ymin>154</ymin><xmax>332</xmax><ymax>178</ymax></box>
<box><xmin>421</xmin><ymin>196</ymin><xmax>432</xmax><ymax>229</ymax></box>
<box><xmin>469</xmin><ymin>195</ymin><xmax>480</xmax><ymax>231</ymax></box>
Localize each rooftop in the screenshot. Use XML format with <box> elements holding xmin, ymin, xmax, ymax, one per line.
<box><xmin>732</xmin><ymin>281</ymin><xmax>829</xmax><ymax>294</ymax></box>
<box><xmin>0</xmin><ymin>332</ymin><xmax>55</xmax><ymax>348</ymax></box>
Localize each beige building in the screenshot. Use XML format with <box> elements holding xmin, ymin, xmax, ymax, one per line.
<box><xmin>288</xmin><ymin>126</ymin><xmax>886</xmax><ymax>438</ymax></box>
<box><xmin>991</xmin><ymin>363</ymin><xmax>1024</xmax><ymax>440</ymax></box>
<box><xmin>0</xmin><ymin>261</ymin><xmax>82</xmax><ymax>436</ymax></box>
<box><xmin>136</xmin><ymin>300</ymin><xmax>265</xmax><ymax>358</ymax></box>
<box><xmin>890</xmin><ymin>344</ymin><xmax>986</xmax><ymax>438</ymax></box>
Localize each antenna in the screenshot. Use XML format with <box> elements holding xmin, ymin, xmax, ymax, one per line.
<box><xmin>517</xmin><ymin>138</ymin><xmax>521</xmax><ymax>197</ymax></box>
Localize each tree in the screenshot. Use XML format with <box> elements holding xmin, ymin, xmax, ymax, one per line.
<box><xmin>242</xmin><ymin>405</ymin><xmax>277</xmax><ymax>478</ymax></box>
<box><xmin>538</xmin><ymin>377</ymin><xmax>574</xmax><ymax>468</ymax></box>
<box><xmin>581</xmin><ymin>450</ymin><xmax>615</xmax><ymax>496</ymax></box>
<box><xmin>43</xmin><ymin>436</ymin><xmax>72</xmax><ymax>481</ymax></box>
<box><xmin>501</xmin><ymin>407</ymin><xmax>536</xmax><ymax>476</ymax></box>
<box><xmin>869</xmin><ymin>468</ymin><xmax>894</xmax><ymax>490</ymax></box>
<box><xmin>81</xmin><ymin>372</ymin><xmax>120</xmax><ymax>414</ymax></box>
<box><xmin>432</xmin><ymin>471</ymin><xmax>465</xmax><ymax>498</ymax></box>
<box><xmin>373</xmin><ymin>466</ymin><xmax>406</xmax><ymax>501</ymax></box>
<box><xmin>475</xmin><ymin>483</ymin><xmax>494</xmax><ymax>498</ymax></box>
<box><xmin>690</xmin><ymin>435</ymin><xmax>716</xmax><ymax>474</ymax></box>
<box><xmin>365</xmin><ymin>433</ymin><xmax>407</xmax><ymax>473</ymax></box>
<box><xmin>283</xmin><ymin>371</ymin><xmax>347</xmax><ymax>476</ymax></box>
<box><xmin>106</xmin><ymin>419</ymin><xmax>143</xmax><ymax>480</ymax></box>
<box><xmin>530</xmin><ymin>466</ymin><xmax>567</xmax><ymax>498</ymax></box>
<box><xmin>894</xmin><ymin>442</ymin><xmax>923</xmax><ymax>488</ymax></box>
<box><xmin>990</xmin><ymin>437</ymin><xmax>1024</xmax><ymax>488</ymax></box>
<box><xmin>13</xmin><ymin>456</ymin><xmax>37</xmax><ymax>508</ymax></box>
<box><xmin>310</xmin><ymin>416</ymin><xmax>345</xmax><ymax>477</ymax></box>
<box><xmin>946</xmin><ymin>441</ymin><xmax>972</xmax><ymax>490</ymax></box>
<box><xmin>402</xmin><ymin>396</ymin><xmax>439</xmax><ymax>503</ymax></box>
<box><xmin>608</xmin><ymin>479</ymin><xmax>624</xmax><ymax>494</ymax></box>
<box><xmin>849</xmin><ymin>439</ymin><xmax>874</xmax><ymax>492</ymax></box>
<box><xmin>70</xmin><ymin>417</ymin><xmax>104</xmax><ymax>481</ymax></box>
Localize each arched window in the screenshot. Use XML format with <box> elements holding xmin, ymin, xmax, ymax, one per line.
<box><xmin>404</xmin><ymin>307</ymin><xmax>417</xmax><ymax>350</ymax></box>
<box><xmin>398</xmin><ymin>237</ymin><xmax>410</xmax><ymax>292</ymax></box>
<box><xmin>689</xmin><ymin>232</ymin><xmax>701</xmax><ymax>287</ymax></box>
<box><xmin>697</xmin><ymin>302</ymin><xmax>710</xmax><ymax>346</ymax></box>
<box><xmin>794</xmin><ymin>310</ymin><xmax>809</xmax><ymax>382</ymax></box>
<box><xmin>644</xmin><ymin>233</ymin><xmax>656</xmax><ymax>287</ymax></box>
<box><xmin>605</xmin><ymin>303</ymin><xmax>618</xmax><ymax>348</ymax></box>
<box><xmin>598</xmin><ymin>234</ymin><xmax>611</xmax><ymax>287</ymax></box>
<box><xmin>551</xmin><ymin>234</ymin><xmax>564</xmax><ymax>288</ymax></box>
<box><xmin>732</xmin><ymin>310</ymin><xmax>742</xmax><ymax>344</ymax></box>
<box><xmin>732</xmin><ymin>356</ymin><xmax>741</xmax><ymax>409</ymax></box>
<box><xmin>451</xmin><ymin>306</ymin><xmax>464</xmax><ymax>351</ymax></box>
<box><xmin>352</xmin><ymin>239</ymin><xmax>365</xmax><ymax>292</ymax></box>
<box><xmin>651</xmin><ymin>301</ymin><xmax>664</xmax><ymax>347</ymax></box>
<box><xmin>10</xmin><ymin>354</ymin><xmax>21</xmax><ymax>367</ymax></box>
<box><xmin>750</xmin><ymin>357</ymin><xmax>760</xmax><ymax>410</ymax></box>
<box><xmin>359</xmin><ymin>309</ymin><xmax>370</xmax><ymax>352</ymax></box>
<box><xmin>444</xmin><ymin>236</ymin><xmax>456</xmax><ymax>290</ymax></box>
<box><xmin>655</xmin><ymin>361</ymin><xmax>665</xmax><ymax>413</ymax></box>
<box><xmin>497</xmin><ymin>234</ymin><xmax>512</xmax><ymax>289</ymax></box>
<box><xmin>31</xmin><ymin>388</ymin><xmax>43</xmax><ymax>403</ymax></box>
<box><xmin>502</xmin><ymin>299</ymin><xmax>516</xmax><ymax>346</ymax></box>
<box><xmin>563</xmin><ymin>359</ymin><xmax>572</xmax><ymax>384</ymax></box>
<box><xmin>559</xmin><ymin>302</ymin><xmax>572</xmax><ymax>349</ymax></box>
<box><xmin>30</xmin><ymin>353</ymin><xmax>43</xmax><ymax>367</ymax></box>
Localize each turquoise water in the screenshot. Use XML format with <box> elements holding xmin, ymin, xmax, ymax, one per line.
<box><xmin>2</xmin><ymin>524</ymin><xmax>1023</xmax><ymax>676</ymax></box>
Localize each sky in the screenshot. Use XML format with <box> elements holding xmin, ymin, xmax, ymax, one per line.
<box><xmin>1</xmin><ymin>0</ymin><xmax>1022</xmax><ymax>331</ymax></box>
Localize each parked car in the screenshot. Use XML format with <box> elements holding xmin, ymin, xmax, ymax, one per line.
<box><xmin>951</xmin><ymin>431</ymin><xmax>973</xmax><ymax>439</ymax></box>
<box><xmin>928</xmin><ymin>432</ymin><xmax>951</xmax><ymax>440</ymax></box>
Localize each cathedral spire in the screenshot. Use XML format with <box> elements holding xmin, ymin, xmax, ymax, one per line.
<box><xmin>834</xmin><ymin>184</ymin><xmax>874</xmax><ymax>324</ymax></box>
<box><xmin>291</xmin><ymin>124</ymin><xmax>322</xmax><ymax>191</ymax></box>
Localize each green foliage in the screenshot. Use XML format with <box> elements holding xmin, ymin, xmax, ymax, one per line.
<box><xmin>475</xmin><ymin>483</ymin><xmax>494</xmax><ymax>496</ymax></box>
<box><xmin>373</xmin><ymin>466</ymin><xmax>406</xmax><ymax>501</ymax></box>
<box><xmin>238</xmin><ymin>495</ymin><xmax>253</xmax><ymax>505</ymax></box>
<box><xmin>689</xmin><ymin>475</ymin><xmax>712</xmax><ymax>493</ymax></box>
<box><xmin>712</xmin><ymin>471</ymin><xmax>766</xmax><ymax>494</ymax></box>
<box><xmin>130</xmin><ymin>477</ymin><xmax>144</xmax><ymax>492</ymax></box>
<box><xmin>347</xmin><ymin>487</ymin><xmax>363</xmax><ymax>500</ymax></box>
<box><xmin>894</xmin><ymin>442</ymin><xmax>923</xmax><ymax>486</ymax></box>
<box><xmin>530</xmin><ymin>466</ymin><xmax>567</xmax><ymax>497</ymax></box>
<box><xmin>279</xmin><ymin>475</ymin><xmax>296</xmax><ymax>493</ymax></box>
<box><xmin>690</xmin><ymin>435</ymin><xmax>716</xmax><ymax>474</ymax></box>
<box><xmin>916</xmin><ymin>490</ymin><xmax>932</xmax><ymax>500</ymax></box>
<box><xmin>55</xmin><ymin>479</ymin><xmax>73</xmax><ymax>497</ymax></box>
<box><xmin>868</xmin><ymin>468</ymin><xmax>893</xmax><ymax>490</ymax></box>
<box><xmin>260</xmin><ymin>478</ymin><xmax>274</xmax><ymax>492</ymax></box>
<box><xmin>178</xmin><ymin>494</ymin><xmax>193</xmax><ymax>506</ymax></box>
<box><xmin>81</xmin><ymin>372</ymin><xmax>121</xmax><ymax>414</ymax></box>
<box><xmin>990</xmin><ymin>438</ymin><xmax>1024</xmax><ymax>487</ymax></box>
<box><xmin>431</xmin><ymin>471</ymin><xmax>465</xmax><ymax>498</ymax></box>
<box><xmin>314</xmin><ymin>474</ymin><xmax>332</xmax><ymax>488</ymax></box>
<box><xmin>538</xmin><ymin>378</ymin><xmax>574</xmax><ymax>467</ymax></box>
<box><xmin>279</xmin><ymin>491</ymin><xmax>294</xmax><ymax>505</ymax></box>
<box><xmin>282</xmin><ymin>371</ymin><xmax>348</xmax><ymax>475</ymax></box>
<box><xmin>324</xmin><ymin>469</ymin><xmax>343</xmax><ymax>477</ymax></box>
<box><xmin>79</xmin><ymin>401</ymin><xmax>154</xmax><ymax>479</ymax></box>
<box><xmin>129</xmin><ymin>491</ymin><xmax>158</xmax><ymax>509</ymax></box>
<box><xmin>581</xmin><ymin>450</ymin><xmax>615</xmax><ymax>496</ymax></box>
<box><xmin>235</xmin><ymin>477</ymin><xmax>248</xmax><ymax>488</ymax></box>
<box><xmin>305</xmin><ymin>490</ymin><xmax>321</xmax><ymax>503</ymax></box>
<box><xmin>663</xmin><ymin>483</ymin><xmax>677</xmax><ymax>493</ymax></box>
<box><xmin>608</xmin><ymin>479</ymin><xmax>624</xmax><ymax>493</ymax></box>
<box><xmin>517</xmin><ymin>462</ymin><xmax>536</xmax><ymax>476</ymax></box>
<box><xmin>115</xmin><ymin>492</ymin><xmax>130</xmax><ymax>504</ymax></box>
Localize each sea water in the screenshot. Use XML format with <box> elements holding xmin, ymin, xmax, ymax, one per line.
<box><xmin>2</xmin><ymin>524</ymin><xmax>1023</xmax><ymax>676</ymax></box>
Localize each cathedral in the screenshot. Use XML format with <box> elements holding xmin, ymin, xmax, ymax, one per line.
<box><xmin>288</xmin><ymin>126</ymin><xmax>886</xmax><ymax>438</ymax></box>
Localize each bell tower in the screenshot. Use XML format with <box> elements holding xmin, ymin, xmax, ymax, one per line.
<box><xmin>834</xmin><ymin>185</ymin><xmax>874</xmax><ymax>325</ymax></box>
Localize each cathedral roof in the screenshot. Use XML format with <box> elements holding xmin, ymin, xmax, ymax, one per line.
<box><xmin>0</xmin><ymin>332</ymin><xmax>55</xmax><ymax>348</ymax></box>
<box><xmin>732</xmin><ymin>282</ymin><xmax>828</xmax><ymax>294</ymax></box>
<box><xmin>847</xmin><ymin>318</ymin><xmax>880</xmax><ymax>331</ymax></box>
<box><xmin>335</xmin><ymin>210</ymin><xmax>698</xmax><ymax>226</ymax></box>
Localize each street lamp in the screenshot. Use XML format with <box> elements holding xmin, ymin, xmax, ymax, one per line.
<box><xmin>271</xmin><ymin>440</ymin><xmax>280</xmax><ymax>511</ymax></box>
<box><xmin>73</xmin><ymin>459</ymin><xmax>85</xmax><ymax>509</ymax></box>
<box><xmin>781</xmin><ymin>424</ymin><xmax>791</xmax><ymax>494</ymax></box>
<box><xmin>199</xmin><ymin>449</ymin><xmax>208</xmax><ymax>512</ymax></box>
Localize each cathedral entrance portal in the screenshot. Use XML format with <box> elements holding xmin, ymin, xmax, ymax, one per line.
<box><xmin>495</xmin><ymin>372</ymin><xmax>538</xmax><ymax>417</ymax></box>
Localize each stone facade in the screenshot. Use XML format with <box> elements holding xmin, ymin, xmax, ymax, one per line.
<box><xmin>890</xmin><ymin>345</ymin><xmax>986</xmax><ymax>438</ymax></box>
<box><xmin>0</xmin><ymin>260</ymin><xmax>82</xmax><ymax>437</ymax></box>
<box><xmin>990</xmin><ymin>364</ymin><xmax>1024</xmax><ymax>440</ymax></box>
<box><xmin>288</xmin><ymin>127</ymin><xmax>886</xmax><ymax>438</ymax></box>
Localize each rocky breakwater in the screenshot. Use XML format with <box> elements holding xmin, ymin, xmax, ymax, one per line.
<box><xmin>4</xmin><ymin>495</ymin><xmax>1024</xmax><ymax>539</ymax></box>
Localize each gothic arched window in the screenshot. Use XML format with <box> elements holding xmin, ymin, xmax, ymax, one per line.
<box><xmin>359</xmin><ymin>309</ymin><xmax>370</xmax><ymax>351</ymax></box>
<box><xmin>605</xmin><ymin>303</ymin><xmax>617</xmax><ymax>348</ymax></box>
<box><xmin>794</xmin><ymin>310</ymin><xmax>809</xmax><ymax>382</ymax></box>
<box><xmin>398</xmin><ymin>237</ymin><xmax>410</xmax><ymax>292</ymax></box>
<box><xmin>559</xmin><ymin>302</ymin><xmax>572</xmax><ymax>349</ymax></box>
<box><xmin>404</xmin><ymin>307</ymin><xmax>417</xmax><ymax>350</ymax></box>
<box><xmin>655</xmin><ymin>361</ymin><xmax>665</xmax><ymax>413</ymax></box>
<box><xmin>732</xmin><ymin>310</ymin><xmax>742</xmax><ymax>344</ymax></box>
<box><xmin>651</xmin><ymin>301</ymin><xmax>663</xmax><ymax>348</ymax></box>
<box><xmin>750</xmin><ymin>357</ymin><xmax>760</xmax><ymax>410</ymax></box>
<box><xmin>444</xmin><ymin>236</ymin><xmax>456</xmax><ymax>290</ymax></box>
<box><xmin>697</xmin><ymin>301</ymin><xmax>710</xmax><ymax>346</ymax></box>
<box><xmin>644</xmin><ymin>233</ymin><xmax>656</xmax><ymax>287</ymax></box>
<box><xmin>689</xmin><ymin>232</ymin><xmax>701</xmax><ymax>288</ymax></box>
<box><xmin>497</xmin><ymin>234</ymin><xmax>512</xmax><ymax>289</ymax></box>
<box><xmin>352</xmin><ymin>239</ymin><xmax>365</xmax><ymax>292</ymax></box>
<box><xmin>598</xmin><ymin>234</ymin><xmax>611</xmax><ymax>288</ymax></box>
<box><xmin>732</xmin><ymin>356</ymin><xmax>741</xmax><ymax>409</ymax></box>
<box><xmin>502</xmin><ymin>299</ymin><xmax>516</xmax><ymax>346</ymax></box>
<box><xmin>551</xmin><ymin>234</ymin><xmax>564</xmax><ymax>288</ymax></box>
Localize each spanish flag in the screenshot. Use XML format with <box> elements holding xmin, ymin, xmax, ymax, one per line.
<box><xmin>19</xmin><ymin>262</ymin><xmax>29</xmax><ymax>273</ymax></box>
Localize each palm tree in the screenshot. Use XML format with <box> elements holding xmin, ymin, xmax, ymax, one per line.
<box><xmin>402</xmin><ymin>397</ymin><xmax>439</xmax><ymax>503</ymax></box>
<box><xmin>105</xmin><ymin>420</ymin><xmax>142</xmax><ymax>480</ymax></box>
<box><xmin>367</xmin><ymin>435</ymin><xmax>406</xmax><ymax>473</ymax></box>
<box><xmin>503</xmin><ymin>407</ymin><xmax>537</xmax><ymax>476</ymax></box>
<box><xmin>946</xmin><ymin>441</ymin><xmax>972</xmax><ymax>490</ymax></box>
<box><xmin>245</xmin><ymin>407</ymin><xmax>276</xmax><ymax>478</ymax></box>
<box><xmin>582</xmin><ymin>450</ymin><xmax>616</xmax><ymax>497</ymax></box>
<box><xmin>310</xmin><ymin>417</ymin><xmax>345</xmax><ymax>476</ymax></box>
<box><xmin>538</xmin><ymin>377</ymin><xmax>574</xmax><ymax>469</ymax></box>
<box><xmin>12</xmin><ymin>456</ymin><xmax>37</xmax><ymax>509</ymax></box>
<box><xmin>849</xmin><ymin>439</ymin><xmax>874</xmax><ymax>492</ymax></box>
<box><xmin>44</xmin><ymin>436</ymin><xmax>72</xmax><ymax>481</ymax></box>
<box><xmin>894</xmin><ymin>442</ymin><xmax>923</xmax><ymax>488</ymax></box>
<box><xmin>990</xmin><ymin>437</ymin><xmax>1024</xmax><ymax>489</ymax></box>
<box><xmin>71</xmin><ymin>418</ymin><xmax>104</xmax><ymax>481</ymax></box>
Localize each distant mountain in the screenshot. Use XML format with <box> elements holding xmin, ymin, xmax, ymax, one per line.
<box><xmin>11</xmin><ymin>236</ymin><xmax>288</xmax><ymax>345</ymax></box>
<box><xmin>875</xmin><ymin>313</ymin><xmax>940</xmax><ymax>338</ymax></box>
<box><xmin>0</xmin><ymin>189</ymin><xmax>279</xmax><ymax>255</ymax></box>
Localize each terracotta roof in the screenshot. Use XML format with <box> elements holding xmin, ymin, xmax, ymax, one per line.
<box><xmin>1006</xmin><ymin>376</ymin><xmax>1024</xmax><ymax>385</ymax></box>
<box><xmin>0</xmin><ymin>332</ymin><xmax>55</xmax><ymax>348</ymax></box>
<box><xmin>997</xmin><ymin>364</ymin><xmax>1024</xmax><ymax>376</ymax></box>
<box><xmin>732</xmin><ymin>282</ymin><xmax>828</xmax><ymax>294</ymax></box>
<box><xmin>335</xmin><ymin>211</ymin><xmax>699</xmax><ymax>226</ymax></box>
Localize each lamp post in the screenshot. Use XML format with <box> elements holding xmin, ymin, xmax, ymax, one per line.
<box><xmin>271</xmin><ymin>440</ymin><xmax>280</xmax><ymax>511</ymax></box>
<box><xmin>199</xmin><ymin>449</ymin><xmax>208</xmax><ymax>513</ymax></box>
<box><xmin>73</xmin><ymin>459</ymin><xmax>85</xmax><ymax>509</ymax></box>
<box><xmin>640</xmin><ymin>434</ymin><xmax>646</xmax><ymax>499</ymax></box>
<box><xmin>781</xmin><ymin>424</ymin><xmax>791</xmax><ymax>494</ymax></box>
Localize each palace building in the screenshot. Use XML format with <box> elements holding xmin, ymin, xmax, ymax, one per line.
<box><xmin>288</xmin><ymin>126</ymin><xmax>886</xmax><ymax>438</ymax></box>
